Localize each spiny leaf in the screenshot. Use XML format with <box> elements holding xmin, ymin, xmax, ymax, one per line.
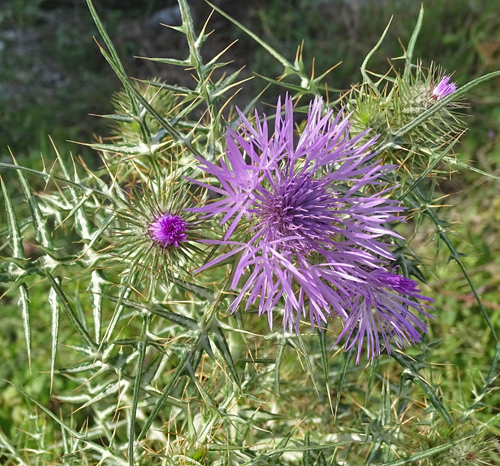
<box><xmin>0</xmin><ymin>428</ymin><xmax>29</xmax><ymax>466</ymax></box>
<box><xmin>140</xmin><ymin>56</ymin><xmax>191</xmax><ymax>67</ymax></box>
<box><xmin>87</xmin><ymin>269</ymin><xmax>108</xmax><ymax>343</ymax></box>
<box><xmin>360</xmin><ymin>17</ymin><xmax>393</xmax><ymax>94</ymax></box>
<box><xmin>48</xmin><ymin>281</ymin><xmax>60</xmax><ymax>393</ymax></box>
<box><xmin>274</xmin><ymin>336</ymin><xmax>287</xmax><ymax>395</ymax></box>
<box><xmin>172</xmin><ymin>276</ymin><xmax>217</xmax><ymax>301</ymax></box>
<box><xmin>379</xmin><ymin>436</ymin><xmax>472</xmax><ymax>465</ymax></box>
<box><xmin>392</xmin><ymin>350</ymin><xmax>452</xmax><ymax>425</ymax></box>
<box><xmin>95</xmin><ymin>113</ymin><xmax>134</xmax><ymax>123</ymax></box>
<box><xmin>102</xmin><ymin>293</ymin><xmax>199</xmax><ymax>330</ymax></box>
<box><xmin>365</xmin><ymin>379</ymin><xmax>394</xmax><ymax>465</ymax></box>
<box><xmin>0</xmin><ymin>217</ymin><xmax>31</xmax><ymax>246</ymax></box>
<box><xmin>405</xmin><ymin>186</ymin><xmax>495</xmax><ymax>338</ymax></box>
<box><xmin>398</xmin><ymin>137</ymin><xmax>458</xmax><ymax>201</ymax></box>
<box><xmin>335</xmin><ymin>349</ymin><xmax>353</xmax><ymax>417</ymax></box>
<box><xmin>81</xmin><ymin>211</ymin><xmax>115</xmax><ymax>259</ymax></box>
<box><xmin>129</xmin><ymin>317</ymin><xmax>149</xmax><ymax>466</ymax></box>
<box><xmin>100</xmin><ymin>43</ymin><xmax>203</xmax><ymax>158</ymax></box>
<box><xmin>255</xmin><ymin>73</ymin><xmax>328</xmax><ymax>96</ymax></box>
<box><xmin>403</xmin><ymin>5</ymin><xmax>424</xmax><ymax>81</ymax></box>
<box><xmin>412</xmin><ymin>186</ymin><xmax>496</xmax><ymax>337</ymax></box>
<box><xmin>366</xmin><ymin>438</ymin><xmax>385</xmax><ymax>466</ymax></box>
<box><xmin>51</xmin><ymin>141</ymin><xmax>95</xmax><ymax>240</ymax></box>
<box><xmin>288</xmin><ymin>332</ymin><xmax>319</xmax><ymax>396</ymax></box>
<box><xmin>1</xmin><ymin>177</ymin><xmax>31</xmax><ymax>368</ymax></box>
<box><xmin>77</xmin><ymin>381</ymin><xmax>122</xmax><ymax>411</ymax></box>
<box><xmin>206</xmin><ymin>0</ymin><xmax>297</xmax><ymax>74</ymax></box>
<box><xmin>318</xmin><ymin>327</ymin><xmax>333</xmax><ymax>413</ymax></box>
<box><xmin>56</xmin><ymin>191</ymin><xmax>93</xmax><ymax>238</ymax></box>
<box><xmin>441</xmin><ymin>230</ymin><xmax>495</xmax><ymax>336</ymax></box>
<box><xmin>132</xmin><ymin>79</ymin><xmax>193</xmax><ymax>94</ymax></box>
<box><xmin>1</xmin><ymin>177</ymin><xmax>25</xmax><ymax>259</ymax></box>
<box><xmin>264</xmin><ymin>427</ymin><xmax>296</xmax><ymax>464</ymax></box>
<box><xmin>102</xmin><ymin>278</ymin><xmax>132</xmax><ymax>342</ymax></box>
<box><xmin>57</xmin><ymin>359</ymin><xmax>103</xmax><ymax>374</ymax></box>
<box><xmin>43</xmin><ymin>268</ymin><xmax>97</xmax><ymax>351</ymax></box>
<box><xmin>137</xmin><ymin>344</ymin><xmax>192</xmax><ymax>442</ymax></box>
<box><xmin>18</xmin><ymin>285</ymin><xmax>31</xmax><ymax>371</ymax></box>
<box><xmin>221</xmin><ymin>440</ymin><xmax>353</xmax><ymax>457</ymax></box>
<box><xmin>473</xmin><ymin>336</ymin><xmax>500</xmax><ymax>411</ymax></box>
<box><xmin>11</xmin><ymin>382</ymin><xmax>128</xmax><ymax>465</ymax></box>
<box><xmin>443</xmin><ymin>155</ymin><xmax>500</xmax><ymax>181</ymax></box>
<box><xmin>84</xmin><ymin>141</ymin><xmax>171</xmax><ymax>156</ymax></box>
<box><xmin>141</xmin><ymin>352</ymin><xmax>165</xmax><ymax>386</ymax></box>
<box><xmin>86</xmin><ymin>0</ymin><xmax>148</xmax><ymax>141</ymax></box>
<box><xmin>200</xmin><ymin>334</ymin><xmax>215</xmax><ymax>360</ymax></box>
<box><xmin>303</xmin><ymin>431</ymin><xmax>313</xmax><ymax>466</ymax></box>
<box><xmin>210</xmin><ymin>322</ymin><xmax>240</xmax><ymax>385</ymax></box>
<box><xmin>14</xmin><ymin>159</ymin><xmax>55</xmax><ymax>250</ymax></box>
<box><xmin>73</xmin><ymin>285</ymin><xmax>88</xmax><ymax>331</ymax></box>
<box><xmin>185</xmin><ymin>362</ymin><xmax>217</xmax><ymax>410</ymax></box>
<box><xmin>86</xmin><ymin>1</ymin><xmax>203</xmax><ymax>158</ymax></box>
<box><xmin>0</xmin><ymin>162</ymin><xmax>114</xmax><ymax>202</ymax></box>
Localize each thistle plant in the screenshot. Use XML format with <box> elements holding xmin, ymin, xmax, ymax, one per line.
<box><xmin>192</xmin><ymin>95</ymin><xmax>433</xmax><ymax>361</ymax></box>
<box><xmin>1</xmin><ymin>1</ymin><xmax>500</xmax><ymax>465</ymax></box>
<box><xmin>112</xmin><ymin>172</ymin><xmax>210</xmax><ymax>291</ymax></box>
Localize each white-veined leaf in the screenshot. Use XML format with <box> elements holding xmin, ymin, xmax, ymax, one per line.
<box><xmin>87</xmin><ymin>270</ymin><xmax>108</xmax><ymax>343</ymax></box>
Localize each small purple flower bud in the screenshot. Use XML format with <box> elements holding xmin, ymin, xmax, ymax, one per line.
<box><xmin>149</xmin><ymin>214</ymin><xmax>187</xmax><ymax>248</ymax></box>
<box><xmin>432</xmin><ymin>76</ymin><xmax>457</xmax><ymax>100</ymax></box>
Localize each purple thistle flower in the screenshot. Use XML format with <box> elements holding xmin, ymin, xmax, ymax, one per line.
<box><xmin>113</xmin><ymin>173</ymin><xmax>213</xmax><ymax>291</ymax></box>
<box><xmin>336</xmin><ymin>270</ymin><xmax>433</xmax><ymax>363</ymax></box>
<box><xmin>190</xmin><ymin>95</ymin><xmax>432</xmax><ymax>357</ymax></box>
<box><xmin>432</xmin><ymin>76</ymin><xmax>457</xmax><ymax>100</ymax></box>
<box><xmin>149</xmin><ymin>214</ymin><xmax>187</xmax><ymax>248</ymax></box>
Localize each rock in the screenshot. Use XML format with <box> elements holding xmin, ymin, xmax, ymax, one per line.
<box><xmin>146</xmin><ymin>5</ymin><xmax>183</xmax><ymax>30</ymax></box>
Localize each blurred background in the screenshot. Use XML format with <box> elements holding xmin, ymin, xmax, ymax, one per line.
<box><xmin>2</xmin><ymin>0</ymin><xmax>500</xmax><ymax>159</ymax></box>
<box><xmin>1</xmin><ymin>0</ymin><xmax>500</xmax><ymax>441</ymax></box>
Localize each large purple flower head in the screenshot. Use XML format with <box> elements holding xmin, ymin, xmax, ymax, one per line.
<box><xmin>191</xmin><ymin>95</ymin><xmax>432</xmax><ymax>358</ymax></box>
